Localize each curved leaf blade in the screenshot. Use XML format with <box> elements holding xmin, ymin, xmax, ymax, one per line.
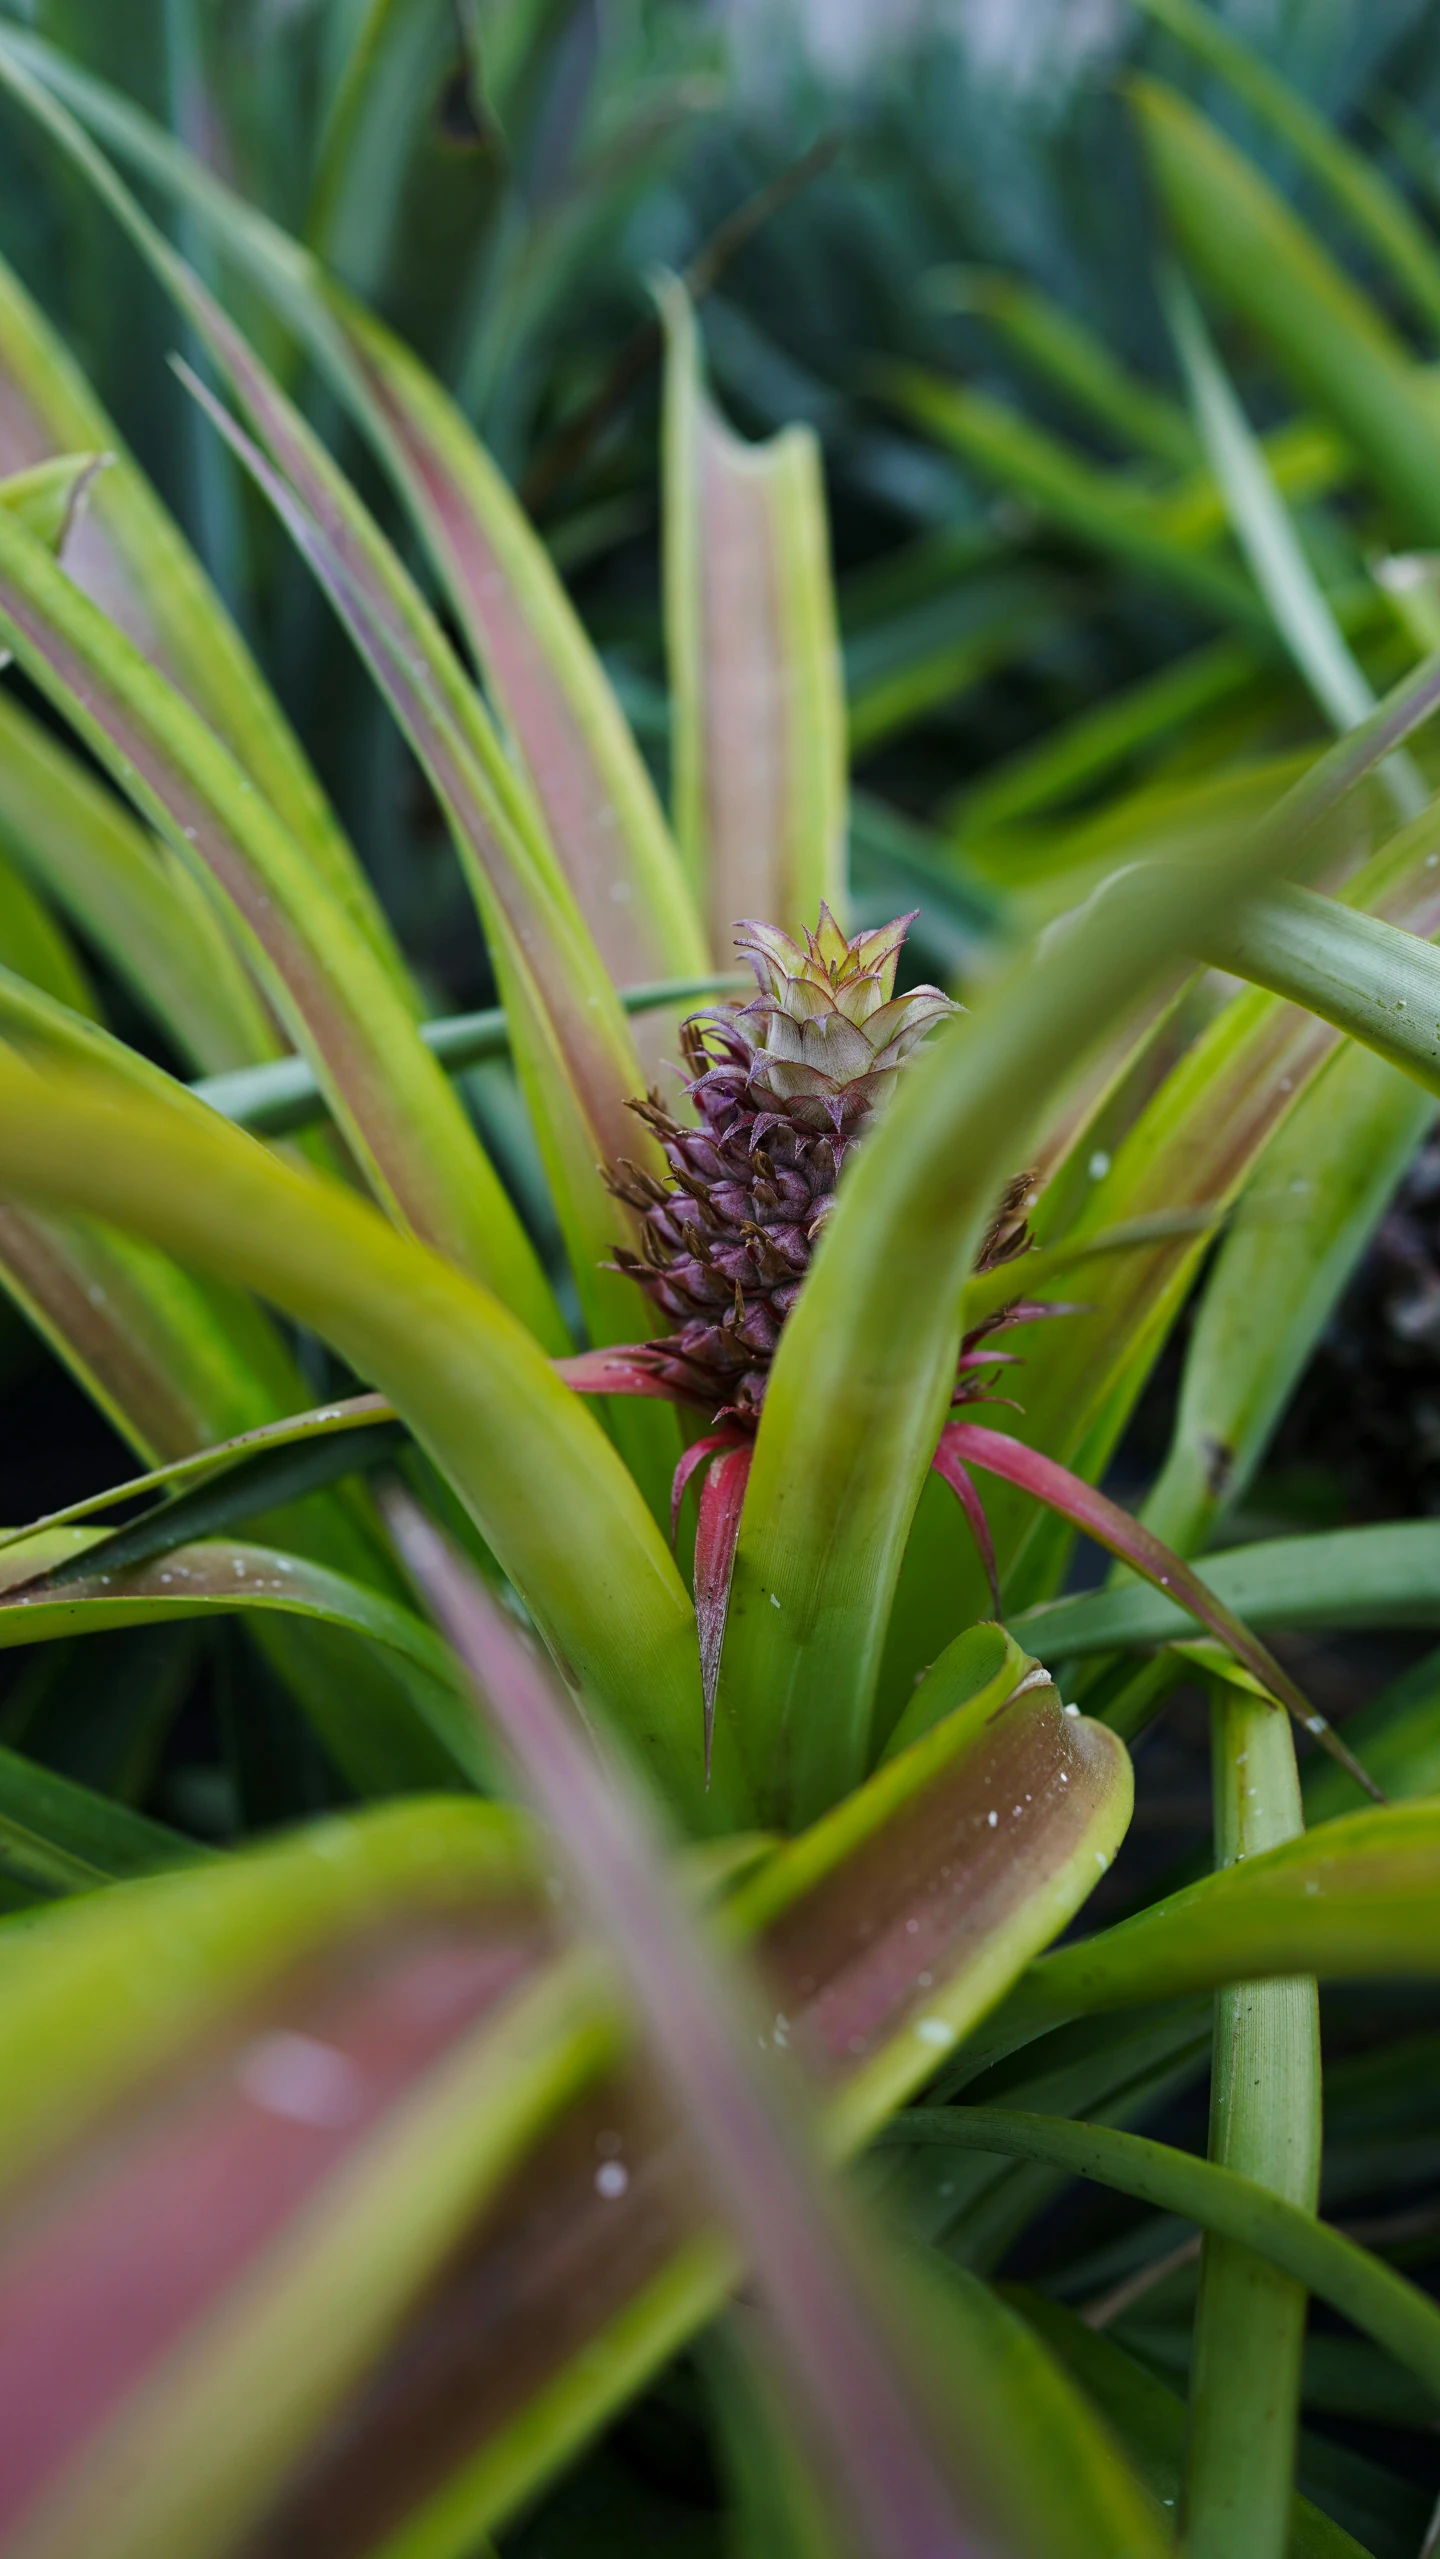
<box><xmin>0</xmin><ymin>1663</ymin><xmax>1131</xmax><ymax>2558</ymax></box>
<box><xmin>1162</xmin><ymin>260</ymin><xmax>1426</xmax><ymax>821</ymax></box>
<box><xmin>0</xmin><ymin>502</ymin><xmax>558</xmax><ymax>1334</ymax></box>
<box><xmin>189</xmin><ymin>970</ymin><xmax>748</xmax><ymax>1140</ymax></box>
<box><xmin>879</xmin><ymin>2109</ymin><xmax>1440</xmax><ymax>2413</ymax></box>
<box><xmin>1014</xmin><ymin>1519</ymin><xmax>1440</xmax><ymax>1658</ymax></box>
<box><xmin>1205</xmin><ymin>884</ymin><xmax>1440</xmax><ymax>1103</ymax></box>
<box><xmin>256</xmin><ymin>1674</ymin><xmax>1132</xmax><ymax>2552</ymax></box>
<box><xmin>956</xmin><ymin>1805</ymin><xmax>1440</xmax><ymax>2082</ymax></box>
<box><xmin>388</xmin><ymin>1495</ymin><xmax>975</xmax><ymax>2559</ymax></box>
<box><xmin>0</xmin><ymin>1533</ymin><xmax>491</xmax><ymax>1787</ymax></box>
<box><xmin>337</xmin><ymin>298</ymin><xmax>709</xmax><ymax>986</ymax></box>
<box><xmin>726</xmin><ymin>654</ymin><xmax>1440</xmax><ymax>1828</ymax></box>
<box><xmin>0</xmin><ymin>1055</ymin><xmax>733</xmax><ymax>1828</ymax></box>
<box><xmin>0</xmin><ymin>1744</ymin><xmax>206</xmax><ymax>1897</ymax></box>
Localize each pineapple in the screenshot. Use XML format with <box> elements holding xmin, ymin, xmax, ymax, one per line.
<box><xmin>603</xmin><ymin>905</ymin><xmax>1030</xmax><ymax>1420</ymax></box>
<box><xmin>560</xmin><ymin>907</ymin><xmax>1037</xmax><ymax>1771</ymax></box>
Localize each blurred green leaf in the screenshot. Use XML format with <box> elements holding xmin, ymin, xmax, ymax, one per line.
<box><xmin>1012</xmin><ymin>2293</ymin><xmax>1373</xmax><ymax>2559</ymax></box>
<box><xmin>1303</xmin><ymin>1646</ymin><xmax>1440</xmax><ymax>1825</ymax></box>
<box><xmin>0</xmin><ymin>448</ymin><xmax>104</xmax><ymax>551</ymax></box>
<box><xmin>0</xmin><ymin>1661</ymin><xmax>1130</xmax><ymax>2556</ymax></box>
<box><xmin>1203</xmin><ymin>885</ymin><xmax>1440</xmax><ymax>1102</ymax></box>
<box><xmin>189</xmin><ymin>970</ymin><xmax>746</xmax><ymax>1139</ymax></box>
<box><xmin>1142</xmin><ymin>1042</ymin><xmax>1432</xmax><ymax>1556</ymax></box>
<box><xmin>949</xmin><ymin>633</ymin><xmax>1268</xmax><ymax>840</ymax></box>
<box><xmin>0</xmin><ymin>847</ymin><xmax>97</xmax><ymax>1019</ymax></box>
<box><xmin>336</xmin><ymin>294</ymin><xmax>709</xmax><ymax>986</ymax></box>
<box><xmin>959</xmin><ymin>1805</ymin><xmax>1440</xmax><ymax>2082</ymax></box>
<box><xmin>305</xmin><ymin>0</ymin><xmax>499</xmax><ymax>340</ymax></box>
<box><xmin>903</xmin><ymin>2255</ymin><xmax>1173</xmax><ymax>2559</ymax></box>
<box><xmin>847</xmin><ymin>566</ymin><xmax>1060</xmax><ymax>758</ymax></box>
<box><xmin>0</xmin><ymin>235</ymin><xmax>403</xmax><ymax>971</ymax></box>
<box><xmin>390</xmin><ymin>1497</ymin><xmax>976</xmax><ymax>2559</ymax></box>
<box><xmin>1163</xmin><ymin>261</ymin><xmax>1427</xmax><ymax>821</ymax></box>
<box><xmin>891</xmin><ymin>369</ymin><xmax>1264</xmax><ymax>627</ymax></box>
<box><xmin>931</xmin><ymin>264</ymin><xmax>1197</xmax><ymax>465</ymax></box>
<box><xmin>1136</xmin><ymin>0</ymin><xmax>1440</xmax><ymax>341</ymax></box>
<box><xmin>0</xmin><ymin>972</ymin><xmax>545</xmax><ymax>1797</ymax></box>
<box><xmin>1132</xmin><ymin>78</ymin><xmax>1440</xmax><ymax>544</ymax></box>
<box><xmin>0</xmin><ymin>1740</ymin><xmax>207</xmax><ymax>1895</ymax></box>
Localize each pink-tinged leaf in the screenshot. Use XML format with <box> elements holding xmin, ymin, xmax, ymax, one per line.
<box><xmin>0</xmin><ymin>62</ymin><xmax>662</xmax><ymax>1371</ymax></box>
<box><xmin>931</xmin><ymin>1430</ymin><xmax>1001</xmax><ymax>1617</ymax></box>
<box><xmin>0</xmin><ymin>1919</ymin><xmax>549</xmax><ymax>2546</ymax></box>
<box><xmin>0</xmin><ymin>1620</ymin><xmax>1128</xmax><ymax>2555</ymax></box>
<box><xmin>695</xmin><ymin>1440</ymin><xmax>754</xmax><ymax>1787</ymax></box>
<box><xmin>383</xmin><ymin>1492</ymin><xmax>980</xmax><ymax>2559</ymax></box>
<box><xmin>333</xmin><ymin>304</ymin><xmax>710</xmax><ymax>989</ymax></box>
<box><xmin>0</xmin><ymin>239</ymin><xmax>401</xmax><ymax>970</ymax></box>
<box><xmin>662</xmin><ymin>280</ymin><xmax>846</xmax><ymax>952</ymax></box>
<box><xmin>942</xmin><ymin>1419</ymin><xmax>1383</xmax><ymax>1801</ymax></box>
<box><xmin>670</xmin><ymin>1428</ymin><xmax>746</xmax><ymax>1545</ymax></box>
<box><xmin>255</xmin><ymin>1653</ymin><xmax>1130</xmax><ymax>2552</ymax></box>
<box><xmin>0</xmin><ymin>1796</ymin><xmax>560</xmax><ymax>2555</ymax></box>
<box><xmin>170</xmin><ymin>347</ymin><xmax>666</xmax><ymax>1377</ymax></box>
<box><xmin>0</xmin><ymin>502</ymin><xmax>560</xmax><ymax>1338</ymax></box>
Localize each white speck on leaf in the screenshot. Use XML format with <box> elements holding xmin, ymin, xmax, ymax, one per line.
<box><xmin>238</xmin><ymin>2030</ymin><xmax>364</xmax><ymax>2129</ymax></box>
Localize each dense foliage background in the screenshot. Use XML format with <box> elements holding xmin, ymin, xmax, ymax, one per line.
<box><xmin>3</xmin><ymin>4</ymin><xmax>1440</xmax><ymax>2555</ymax></box>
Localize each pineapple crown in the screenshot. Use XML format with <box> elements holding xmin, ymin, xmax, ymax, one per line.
<box><xmin>694</xmin><ymin>902</ymin><xmax>958</xmax><ymax>1137</ymax></box>
<box><xmin>599</xmin><ymin>908</ymin><xmax>973</xmax><ymax>1428</ymax></box>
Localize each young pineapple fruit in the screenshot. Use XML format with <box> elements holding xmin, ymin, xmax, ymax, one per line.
<box><xmin>607</xmin><ymin>905</ymin><xmax>1029</xmax><ymax>1420</ymax></box>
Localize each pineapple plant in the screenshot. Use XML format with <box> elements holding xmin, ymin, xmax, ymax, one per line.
<box><xmin>0</xmin><ymin>8</ymin><xmax>1436</xmax><ymax>2559</ymax></box>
